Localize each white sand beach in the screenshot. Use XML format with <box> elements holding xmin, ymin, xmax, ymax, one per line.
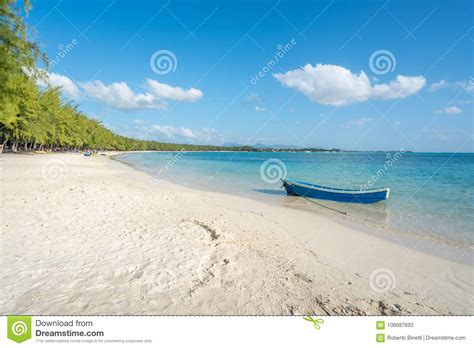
<box><xmin>1</xmin><ymin>153</ymin><xmax>472</xmax><ymax>315</ymax></box>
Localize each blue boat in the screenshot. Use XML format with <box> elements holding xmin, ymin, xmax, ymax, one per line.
<box><xmin>281</xmin><ymin>179</ymin><xmax>390</xmax><ymax>204</ymax></box>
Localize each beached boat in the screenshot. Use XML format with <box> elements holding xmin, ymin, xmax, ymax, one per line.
<box><xmin>281</xmin><ymin>179</ymin><xmax>390</xmax><ymax>204</ymax></box>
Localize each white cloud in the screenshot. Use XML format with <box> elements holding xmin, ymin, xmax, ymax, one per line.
<box><xmin>429</xmin><ymin>80</ymin><xmax>474</xmax><ymax>93</ymax></box>
<box><xmin>148</xmin><ymin>124</ymin><xmax>219</xmax><ymax>142</ymax></box>
<box><xmin>273</xmin><ymin>64</ymin><xmax>426</xmax><ymax>106</ymax></box>
<box><xmin>132</xmin><ymin>119</ymin><xmax>145</xmax><ymax>125</ymax></box>
<box><xmin>151</xmin><ymin>125</ymin><xmax>195</xmax><ymax>138</ymax></box>
<box><xmin>37</xmin><ymin>71</ymin><xmax>80</xmax><ymax>99</ymax></box>
<box><xmin>242</xmin><ymin>93</ymin><xmax>262</xmax><ymax>105</ymax></box>
<box><xmin>145</xmin><ymin>79</ymin><xmax>203</xmax><ymax>102</ymax></box>
<box><xmin>255</xmin><ymin>106</ymin><xmax>266</xmax><ymax>112</ymax></box>
<box><xmin>80</xmin><ymin>80</ymin><xmax>164</xmax><ymax>110</ymax></box>
<box><xmin>371</xmin><ymin>75</ymin><xmax>426</xmax><ymax>99</ymax></box>
<box><xmin>466</xmin><ymin>83</ymin><xmax>474</xmax><ymax>93</ymax></box>
<box><xmin>445</xmin><ymin>106</ymin><xmax>462</xmax><ymax>114</ymax></box>
<box><xmin>429</xmin><ymin>80</ymin><xmax>448</xmax><ymax>91</ymax></box>
<box><xmin>35</xmin><ymin>70</ymin><xmax>203</xmax><ymax>110</ymax></box>
<box><xmin>344</xmin><ymin>118</ymin><xmax>375</xmax><ymax>128</ymax></box>
<box><xmin>434</xmin><ymin>106</ymin><xmax>462</xmax><ymax>114</ymax></box>
<box><xmin>79</xmin><ymin>79</ymin><xmax>203</xmax><ymax>110</ymax></box>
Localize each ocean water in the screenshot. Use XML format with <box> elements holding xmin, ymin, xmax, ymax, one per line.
<box><xmin>116</xmin><ymin>151</ymin><xmax>473</xmax><ymax>247</ymax></box>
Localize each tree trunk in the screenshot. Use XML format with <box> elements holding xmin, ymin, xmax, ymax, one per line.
<box><xmin>1</xmin><ymin>140</ymin><xmax>7</xmax><ymax>154</ymax></box>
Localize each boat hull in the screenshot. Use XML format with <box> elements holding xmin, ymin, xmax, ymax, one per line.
<box><xmin>282</xmin><ymin>179</ymin><xmax>389</xmax><ymax>204</ymax></box>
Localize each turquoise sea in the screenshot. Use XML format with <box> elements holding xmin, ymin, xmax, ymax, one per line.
<box><xmin>116</xmin><ymin>151</ymin><xmax>473</xmax><ymax>247</ymax></box>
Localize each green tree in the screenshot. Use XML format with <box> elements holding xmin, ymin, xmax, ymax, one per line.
<box><xmin>0</xmin><ymin>1</ymin><xmax>336</xmax><ymax>154</ymax></box>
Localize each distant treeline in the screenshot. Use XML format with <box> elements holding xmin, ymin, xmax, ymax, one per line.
<box><xmin>0</xmin><ymin>1</ymin><xmax>339</xmax><ymax>154</ymax></box>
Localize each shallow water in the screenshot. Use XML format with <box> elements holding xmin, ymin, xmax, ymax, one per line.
<box><xmin>117</xmin><ymin>151</ymin><xmax>474</xmax><ymax>247</ymax></box>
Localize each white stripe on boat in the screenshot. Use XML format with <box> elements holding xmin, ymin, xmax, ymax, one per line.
<box><xmin>284</xmin><ymin>180</ymin><xmax>389</xmax><ymax>195</ymax></box>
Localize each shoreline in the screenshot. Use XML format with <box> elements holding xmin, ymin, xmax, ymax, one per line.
<box><xmin>1</xmin><ymin>153</ymin><xmax>473</xmax><ymax>315</ymax></box>
<box><xmin>112</xmin><ymin>152</ymin><xmax>473</xmax><ymax>266</ymax></box>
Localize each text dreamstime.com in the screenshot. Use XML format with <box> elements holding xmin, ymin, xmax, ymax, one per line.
<box><xmin>35</xmin><ymin>319</ymin><xmax>104</xmax><ymax>337</ymax></box>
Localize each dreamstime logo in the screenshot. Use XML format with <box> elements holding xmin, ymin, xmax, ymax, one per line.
<box><xmin>369</xmin><ymin>50</ymin><xmax>396</xmax><ymax>75</ymax></box>
<box><xmin>369</xmin><ymin>268</ymin><xmax>396</xmax><ymax>293</ymax></box>
<box><xmin>41</xmin><ymin>159</ymin><xmax>69</xmax><ymax>183</ymax></box>
<box><xmin>260</xmin><ymin>158</ymin><xmax>287</xmax><ymax>184</ymax></box>
<box><xmin>12</xmin><ymin>321</ymin><xmax>28</xmax><ymax>336</ymax></box>
<box><xmin>7</xmin><ymin>316</ymin><xmax>32</xmax><ymax>343</ymax></box>
<box><xmin>360</xmin><ymin>148</ymin><xmax>405</xmax><ymax>192</ymax></box>
<box><xmin>48</xmin><ymin>38</ymin><xmax>78</xmax><ymax>70</ymax></box>
<box><xmin>157</xmin><ymin>149</ymin><xmax>185</xmax><ymax>177</ymax></box>
<box><xmin>150</xmin><ymin>50</ymin><xmax>177</xmax><ymax>75</ymax></box>
<box><xmin>251</xmin><ymin>39</ymin><xmax>296</xmax><ymax>85</ymax></box>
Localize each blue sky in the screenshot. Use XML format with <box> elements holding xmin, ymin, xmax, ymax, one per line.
<box><xmin>26</xmin><ymin>0</ymin><xmax>473</xmax><ymax>151</ymax></box>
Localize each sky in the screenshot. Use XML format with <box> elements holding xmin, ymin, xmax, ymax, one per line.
<box><xmin>24</xmin><ymin>0</ymin><xmax>473</xmax><ymax>152</ymax></box>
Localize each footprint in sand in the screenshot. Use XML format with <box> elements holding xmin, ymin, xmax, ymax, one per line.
<box><xmin>148</xmin><ymin>269</ymin><xmax>177</xmax><ymax>294</ymax></box>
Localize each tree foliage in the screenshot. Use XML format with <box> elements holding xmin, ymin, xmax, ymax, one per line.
<box><xmin>0</xmin><ymin>1</ymin><xmax>336</xmax><ymax>153</ymax></box>
<box><xmin>0</xmin><ymin>1</ymin><xmax>251</xmax><ymax>152</ymax></box>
